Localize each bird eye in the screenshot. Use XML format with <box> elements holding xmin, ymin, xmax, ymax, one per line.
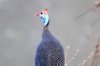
<box><xmin>41</xmin><ymin>12</ymin><xmax>43</xmax><ymax>14</ymax></box>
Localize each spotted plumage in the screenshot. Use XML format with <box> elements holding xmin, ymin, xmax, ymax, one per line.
<box><xmin>35</xmin><ymin>9</ymin><xmax>65</xmax><ymax>66</ymax></box>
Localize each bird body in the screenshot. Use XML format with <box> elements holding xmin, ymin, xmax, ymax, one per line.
<box><xmin>35</xmin><ymin>9</ymin><xmax>65</xmax><ymax>66</ymax></box>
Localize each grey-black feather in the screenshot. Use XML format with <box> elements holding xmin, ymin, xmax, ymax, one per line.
<box><xmin>35</xmin><ymin>28</ymin><xmax>65</xmax><ymax>66</ymax></box>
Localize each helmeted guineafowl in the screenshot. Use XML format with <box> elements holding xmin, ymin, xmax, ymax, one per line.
<box><xmin>35</xmin><ymin>8</ymin><xmax>65</xmax><ymax>66</ymax></box>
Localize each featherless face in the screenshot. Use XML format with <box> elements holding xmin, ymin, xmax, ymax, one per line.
<box><xmin>36</xmin><ymin>8</ymin><xmax>49</xmax><ymax>27</ymax></box>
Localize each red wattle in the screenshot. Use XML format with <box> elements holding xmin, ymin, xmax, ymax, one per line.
<box><xmin>36</xmin><ymin>11</ymin><xmax>40</xmax><ymax>16</ymax></box>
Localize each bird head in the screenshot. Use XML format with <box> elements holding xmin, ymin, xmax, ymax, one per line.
<box><xmin>36</xmin><ymin>8</ymin><xmax>49</xmax><ymax>27</ymax></box>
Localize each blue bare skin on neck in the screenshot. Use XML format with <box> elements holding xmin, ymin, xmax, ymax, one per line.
<box><xmin>41</xmin><ymin>17</ymin><xmax>45</xmax><ymax>25</ymax></box>
<box><xmin>40</xmin><ymin>14</ymin><xmax>49</xmax><ymax>27</ymax></box>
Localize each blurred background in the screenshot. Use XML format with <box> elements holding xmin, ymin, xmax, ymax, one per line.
<box><xmin>0</xmin><ymin>0</ymin><xmax>100</xmax><ymax>66</ymax></box>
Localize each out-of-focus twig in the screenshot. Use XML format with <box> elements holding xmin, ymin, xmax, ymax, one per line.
<box><xmin>92</xmin><ymin>38</ymin><xmax>100</xmax><ymax>66</ymax></box>
<box><xmin>74</xmin><ymin>8</ymin><xmax>92</xmax><ymax>20</ymax></box>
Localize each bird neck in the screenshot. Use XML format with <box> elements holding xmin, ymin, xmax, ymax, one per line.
<box><xmin>43</xmin><ymin>19</ymin><xmax>49</xmax><ymax>31</ymax></box>
<box><xmin>43</xmin><ymin>26</ymin><xmax>49</xmax><ymax>31</ymax></box>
